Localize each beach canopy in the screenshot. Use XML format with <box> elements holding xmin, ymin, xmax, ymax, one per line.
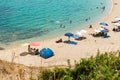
<box><xmin>100</xmin><ymin>22</ymin><xmax>109</xmax><ymax>26</ymax></box>
<box><xmin>39</xmin><ymin>48</ymin><xmax>54</xmax><ymax>59</ymax></box>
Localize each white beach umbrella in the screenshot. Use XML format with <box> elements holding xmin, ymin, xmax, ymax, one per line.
<box><xmin>115</xmin><ymin>16</ymin><xmax>120</xmax><ymax>21</ymax></box>
<box><xmin>80</xmin><ymin>29</ymin><xmax>87</xmax><ymax>33</ymax></box>
<box><xmin>94</xmin><ymin>29</ymin><xmax>101</xmax><ymax>33</ymax></box>
<box><xmin>99</xmin><ymin>27</ymin><xmax>104</xmax><ymax>31</ymax></box>
<box><xmin>114</xmin><ymin>23</ymin><xmax>120</xmax><ymax>26</ymax></box>
<box><xmin>76</xmin><ymin>31</ymin><xmax>83</xmax><ymax>36</ymax></box>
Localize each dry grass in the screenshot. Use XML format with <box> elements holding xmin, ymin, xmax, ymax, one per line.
<box><xmin>0</xmin><ymin>59</ymin><xmax>66</xmax><ymax>80</ymax></box>
<box><xmin>0</xmin><ymin>59</ymin><xmax>40</xmax><ymax>80</ymax></box>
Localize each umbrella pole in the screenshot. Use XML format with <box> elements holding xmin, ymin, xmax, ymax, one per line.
<box><xmin>68</xmin><ymin>36</ymin><xmax>70</xmax><ymax>41</ymax></box>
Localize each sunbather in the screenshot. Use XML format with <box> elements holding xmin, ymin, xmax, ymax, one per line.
<box><xmin>34</xmin><ymin>49</ymin><xmax>39</xmax><ymax>55</ymax></box>
<box><xmin>56</xmin><ymin>38</ymin><xmax>63</xmax><ymax>43</ymax></box>
<box><xmin>28</xmin><ymin>45</ymin><xmax>36</xmax><ymax>55</ymax></box>
<box><xmin>113</xmin><ymin>27</ymin><xmax>120</xmax><ymax>32</ymax></box>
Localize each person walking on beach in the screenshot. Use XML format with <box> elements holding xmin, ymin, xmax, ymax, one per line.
<box><xmin>89</xmin><ymin>25</ymin><xmax>92</xmax><ymax>28</ymax></box>
<box><xmin>28</xmin><ymin>45</ymin><xmax>31</xmax><ymax>52</ymax></box>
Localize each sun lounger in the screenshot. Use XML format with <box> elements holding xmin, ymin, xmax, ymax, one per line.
<box><xmin>75</xmin><ymin>37</ymin><xmax>86</xmax><ymax>40</ymax></box>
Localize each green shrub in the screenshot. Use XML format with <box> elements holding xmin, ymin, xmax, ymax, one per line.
<box><xmin>39</xmin><ymin>51</ymin><xmax>120</xmax><ymax>80</ymax></box>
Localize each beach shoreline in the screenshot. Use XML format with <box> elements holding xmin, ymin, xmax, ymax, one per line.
<box><xmin>0</xmin><ymin>0</ymin><xmax>112</xmax><ymax>48</ymax></box>
<box><xmin>0</xmin><ymin>0</ymin><xmax>120</xmax><ymax>67</ymax></box>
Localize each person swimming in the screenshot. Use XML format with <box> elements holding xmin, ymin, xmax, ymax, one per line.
<box><xmin>70</xmin><ymin>20</ymin><xmax>72</xmax><ymax>24</ymax></box>
<box><xmin>60</xmin><ymin>24</ymin><xmax>62</xmax><ymax>27</ymax></box>
<box><xmin>101</xmin><ymin>6</ymin><xmax>105</xmax><ymax>11</ymax></box>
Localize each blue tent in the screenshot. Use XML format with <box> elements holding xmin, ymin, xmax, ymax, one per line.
<box><xmin>39</xmin><ymin>48</ymin><xmax>54</xmax><ymax>59</ymax></box>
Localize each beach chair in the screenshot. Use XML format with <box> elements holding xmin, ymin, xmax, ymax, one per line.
<box><xmin>75</xmin><ymin>36</ymin><xmax>86</xmax><ymax>41</ymax></box>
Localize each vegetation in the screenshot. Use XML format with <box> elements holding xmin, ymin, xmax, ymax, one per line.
<box><xmin>0</xmin><ymin>50</ymin><xmax>120</xmax><ymax>80</ymax></box>
<box><xmin>0</xmin><ymin>60</ymin><xmax>40</xmax><ymax>80</ymax></box>
<box><xmin>39</xmin><ymin>50</ymin><xmax>120</xmax><ymax>80</ymax></box>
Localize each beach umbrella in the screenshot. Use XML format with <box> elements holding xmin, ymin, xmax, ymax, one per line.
<box><xmin>76</xmin><ymin>31</ymin><xmax>82</xmax><ymax>36</ymax></box>
<box><xmin>115</xmin><ymin>16</ymin><xmax>120</xmax><ymax>21</ymax></box>
<box><xmin>80</xmin><ymin>29</ymin><xmax>87</xmax><ymax>33</ymax></box>
<box><xmin>114</xmin><ymin>23</ymin><xmax>120</xmax><ymax>26</ymax></box>
<box><xmin>39</xmin><ymin>48</ymin><xmax>54</xmax><ymax>59</ymax></box>
<box><xmin>64</xmin><ymin>32</ymin><xmax>74</xmax><ymax>40</ymax></box>
<box><xmin>94</xmin><ymin>29</ymin><xmax>101</xmax><ymax>33</ymax></box>
<box><xmin>30</xmin><ymin>42</ymin><xmax>40</xmax><ymax>46</ymax></box>
<box><xmin>99</xmin><ymin>27</ymin><xmax>105</xmax><ymax>31</ymax></box>
<box><xmin>100</xmin><ymin>22</ymin><xmax>109</xmax><ymax>26</ymax></box>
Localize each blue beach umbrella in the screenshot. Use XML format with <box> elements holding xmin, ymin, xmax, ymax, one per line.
<box><xmin>64</xmin><ymin>32</ymin><xmax>74</xmax><ymax>40</ymax></box>
<box><xmin>39</xmin><ymin>48</ymin><xmax>54</xmax><ymax>59</ymax></box>
<box><xmin>100</xmin><ymin>22</ymin><xmax>109</xmax><ymax>26</ymax></box>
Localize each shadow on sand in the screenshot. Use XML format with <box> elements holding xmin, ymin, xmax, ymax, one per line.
<box><xmin>64</xmin><ymin>40</ymin><xmax>77</xmax><ymax>45</ymax></box>
<box><xmin>0</xmin><ymin>47</ymin><xmax>5</xmax><ymax>50</ymax></box>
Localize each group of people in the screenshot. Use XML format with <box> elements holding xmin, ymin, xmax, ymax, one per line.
<box><xmin>90</xmin><ymin>26</ymin><xmax>109</xmax><ymax>38</ymax></box>
<box><xmin>28</xmin><ymin>45</ymin><xmax>39</xmax><ymax>55</ymax></box>
<box><xmin>112</xmin><ymin>26</ymin><xmax>120</xmax><ymax>32</ymax></box>
<box><xmin>92</xmin><ymin>31</ymin><xmax>108</xmax><ymax>38</ymax></box>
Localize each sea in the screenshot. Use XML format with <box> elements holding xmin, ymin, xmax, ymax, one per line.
<box><xmin>0</xmin><ymin>0</ymin><xmax>112</xmax><ymax>46</ymax></box>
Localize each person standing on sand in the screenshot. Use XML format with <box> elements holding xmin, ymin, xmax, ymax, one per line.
<box><xmin>28</xmin><ymin>45</ymin><xmax>31</xmax><ymax>52</ymax></box>
<box><xmin>89</xmin><ymin>25</ymin><xmax>92</xmax><ymax>28</ymax></box>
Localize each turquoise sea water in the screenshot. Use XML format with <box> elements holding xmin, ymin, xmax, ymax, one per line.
<box><xmin>0</xmin><ymin>0</ymin><xmax>112</xmax><ymax>44</ymax></box>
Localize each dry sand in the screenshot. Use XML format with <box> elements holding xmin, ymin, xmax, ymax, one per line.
<box><xmin>0</xmin><ymin>0</ymin><xmax>120</xmax><ymax>67</ymax></box>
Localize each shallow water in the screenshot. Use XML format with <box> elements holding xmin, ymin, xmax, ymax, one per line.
<box><xmin>0</xmin><ymin>0</ymin><xmax>112</xmax><ymax>45</ymax></box>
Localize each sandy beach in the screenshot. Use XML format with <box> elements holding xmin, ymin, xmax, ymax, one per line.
<box><xmin>0</xmin><ymin>0</ymin><xmax>120</xmax><ymax>67</ymax></box>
